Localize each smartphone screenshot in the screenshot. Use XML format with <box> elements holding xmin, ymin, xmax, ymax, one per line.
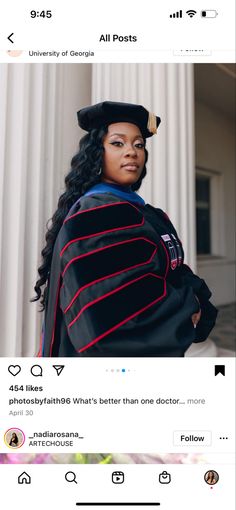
<box><xmin>0</xmin><ymin>1</ymin><xmax>235</xmax><ymax>509</ymax></box>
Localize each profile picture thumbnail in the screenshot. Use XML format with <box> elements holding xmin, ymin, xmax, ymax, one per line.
<box><xmin>204</xmin><ymin>470</ymin><xmax>219</xmax><ymax>485</ymax></box>
<box><xmin>4</xmin><ymin>428</ymin><xmax>25</xmax><ymax>449</ymax></box>
<box><xmin>7</xmin><ymin>50</ymin><xmax>23</xmax><ymax>57</ymax></box>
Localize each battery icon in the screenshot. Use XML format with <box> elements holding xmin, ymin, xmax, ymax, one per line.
<box><xmin>201</xmin><ymin>10</ymin><xmax>218</xmax><ymax>18</ymax></box>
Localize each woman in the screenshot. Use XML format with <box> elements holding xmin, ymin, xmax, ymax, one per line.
<box><xmin>9</xmin><ymin>433</ymin><xmax>19</xmax><ymax>447</ymax></box>
<box><xmin>33</xmin><ymin>101</ymin><xmax>217</xmax><ymax>357</ymax></box>
<box><xmin>204</xmin><ymin>470</ymin><xmax>219</xmax><ymax>485</ymax></box>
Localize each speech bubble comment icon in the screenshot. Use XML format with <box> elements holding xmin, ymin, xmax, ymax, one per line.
<box><xmin>30</xmin><ymin>365</ymin><xmax>43</xmax><ymax>377</ymax></box>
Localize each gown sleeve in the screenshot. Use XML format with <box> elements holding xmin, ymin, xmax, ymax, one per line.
<box><xmin>57</xmin><ymin>193</ymin><xmax>202</xmax><ymax>356</ymax></box>
<box><xmin>154</xmin><ymin>207</ymin><xmax>218</xmax><ymax>343</ymax></box>
<box><xmin>169</xmin><ymin>263</ymin><xmax>218</xmax><ymax>342</ymax></box>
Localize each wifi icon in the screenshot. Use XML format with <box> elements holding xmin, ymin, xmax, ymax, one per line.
<box><xmin>186</xmin><ymin>10</ymin><xmax>197</xmax><ymax>17</ymax></box>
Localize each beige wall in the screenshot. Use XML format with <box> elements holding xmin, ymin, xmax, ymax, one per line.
<box><xmin>195</xmin><ymin>100</ymin><xmax>236</xmax><ymax>305</ymax></box>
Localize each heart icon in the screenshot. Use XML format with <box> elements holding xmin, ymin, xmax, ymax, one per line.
<box><xmin>8</xmin><ymin>365</ymin><xmax>21</xmax><ymax>376</ymax></box>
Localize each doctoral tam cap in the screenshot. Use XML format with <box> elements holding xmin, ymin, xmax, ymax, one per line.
<box><xmin>77</xmin><ymin>101</ymin><xmax>161</xmax><ymax>138</ymax></box>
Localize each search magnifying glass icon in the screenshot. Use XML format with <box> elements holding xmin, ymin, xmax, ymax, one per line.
<box><xmin>65</xmin><ymin>471</ymin><xmax>77</xmax><ymax>484</ymax></box>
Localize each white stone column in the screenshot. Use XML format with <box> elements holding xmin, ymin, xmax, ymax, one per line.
<box><xmin>92</xmin><ymin>63</ymin><xmax>196</xmax><ymax>269</ymax></box>
<box><xmin>0</xmin><ymin>63</ymin><xmax>92</xmax><ymax>356</ymax></box>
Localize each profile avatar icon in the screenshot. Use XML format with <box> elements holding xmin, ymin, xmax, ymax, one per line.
<box><xmin>4</xmin><ymin>428</ymin><xmax>25</xmax><ymax>449</ymax></box>
<box><xmin>204</xmin><ymin>470</ymin><xmax>219</xmax><ymax>485</ymax></box>
<box><xmin>7</xmin><ymin>50</ymin><xmax>23</xmax><ymax>57</ymax></box>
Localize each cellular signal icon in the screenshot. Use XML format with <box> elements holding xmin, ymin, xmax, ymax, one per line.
<box><xmin>170</xmin><ymin>10</ymin><xmax>183</xmax><ymax>18</ymax></box>
<box><xmin>186</xmin><ymin>10</ymin><xmax>197</xmax><ymax>17</ymax></box>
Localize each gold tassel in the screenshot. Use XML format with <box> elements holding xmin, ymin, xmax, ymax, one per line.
<box><xmin>147</xmin><ymin>112</ymin><xmax>157</xmax><ymax>134</ymax></box>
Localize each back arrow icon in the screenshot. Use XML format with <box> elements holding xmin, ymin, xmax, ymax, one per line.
<box><xmin>8</xmin><ymin>33</ymin><xmax>14</xmax><ymax>44</ymax></box>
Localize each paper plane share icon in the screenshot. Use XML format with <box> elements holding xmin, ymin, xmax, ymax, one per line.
<box><xmin>52</xmin><ymin>365</ymin><xmax>65</xmax><ymax>376</ymax></box>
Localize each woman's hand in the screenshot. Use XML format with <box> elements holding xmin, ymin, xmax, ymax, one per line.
<box><xmin>192</xmin><ymin>295</ymin><xmax>201</xmax><ymax>328</ymax></box>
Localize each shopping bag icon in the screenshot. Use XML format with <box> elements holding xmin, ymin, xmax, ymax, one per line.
<box><xmin>159</xmin><ymin>471</ymin><xmax>171</xmax><ymax>484</ymax></box>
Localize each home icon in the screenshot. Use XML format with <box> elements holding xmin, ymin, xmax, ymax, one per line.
<box><xmin>18</xmin><ymin>472</ymin><xmax>31</xmax><ymax>484</ymax></box>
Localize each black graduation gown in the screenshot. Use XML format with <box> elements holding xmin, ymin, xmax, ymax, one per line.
<box><xmin>40</xmin><ymin>193</ymin><xmax>217</xmax><ymax>357</ymax></box>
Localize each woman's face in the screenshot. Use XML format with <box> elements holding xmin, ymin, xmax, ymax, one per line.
<box><xmin>102</xmin><ymin>122</ymin><xmax>146</xmax><ymax>187</ymax></box>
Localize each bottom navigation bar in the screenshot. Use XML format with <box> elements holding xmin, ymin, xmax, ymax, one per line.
<box><xmin>0</xmin><ymin>463</ymin><xmax>234</xmax><ymax>510</ymax></box>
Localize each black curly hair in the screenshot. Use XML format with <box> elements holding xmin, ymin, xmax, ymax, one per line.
<box><xmin>32</xmin><ymin>126</ymin><xmax>148</xmax><ymax>310</ymax></box>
